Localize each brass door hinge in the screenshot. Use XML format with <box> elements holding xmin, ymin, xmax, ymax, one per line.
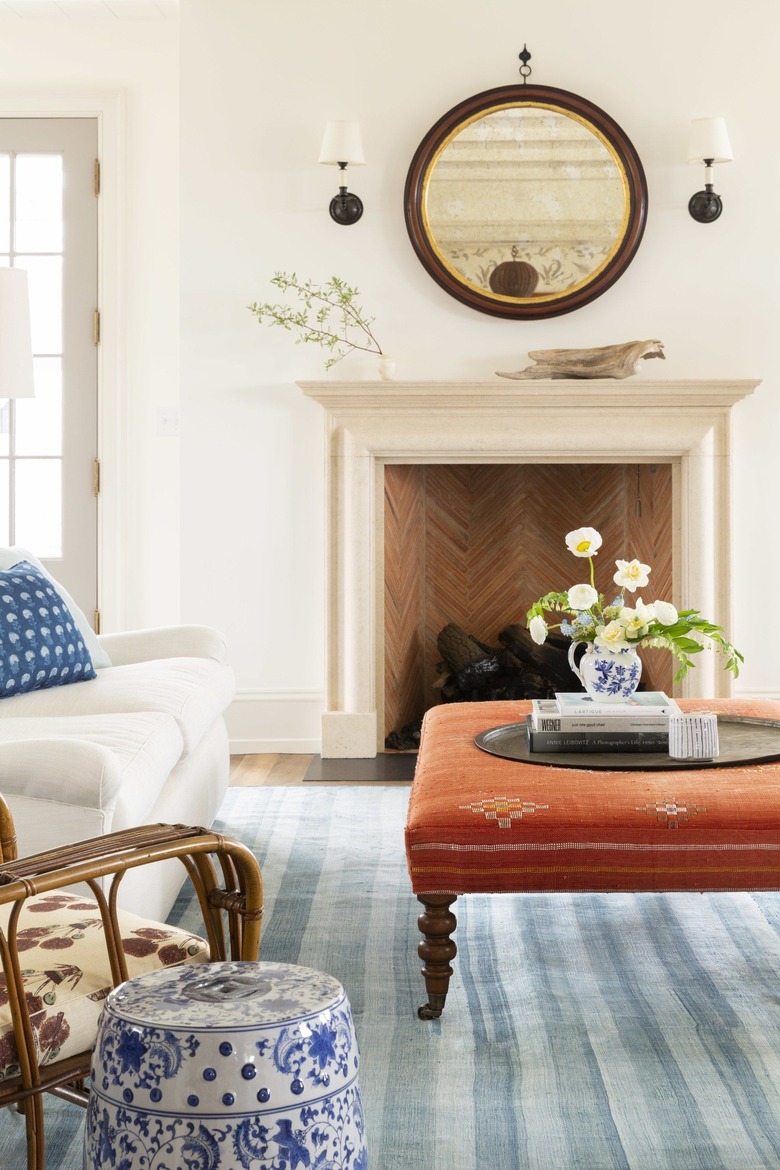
<box><xmin>93</xmin><ymin>457</ymin><xmax>101</xmax><ymax>497</ymax></box>
<box><xmin>94</xmin><ymin>609</ymin><xmax>101</xmax><ymax>635</ymax></box>
<box><xmin>94</xmin><ymin>158</ymin><xmax>101</xmax><ymax>197</ymax></box>
<box><xmin>93</xmin><ymin>309</ymin><xmax>100</xmax><ymax>346</ymax></box>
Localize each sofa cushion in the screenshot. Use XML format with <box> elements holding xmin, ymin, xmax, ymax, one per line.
<box><xmin>0</xmin><ymin>561</ymin><xmax>96</xmax><ymax>698</ymax></box>
<box><xmin>0</xmin><ymin>713</ymin><xmax>184</xmax><ymax>831</ymax></box>
<box><xmin>0</xmin><ymin>547</ymin><xmax>111</xmax><ymax>669</ymax></box>
<box><xmin>0</xmin><ymin>658</ymin><xmax>234</xmax><ymax>758</ymax></box>
<box><xmin>0</xmin><ymin>891</ymin><xmax>209</xmax><ymax>1081</ymax></box>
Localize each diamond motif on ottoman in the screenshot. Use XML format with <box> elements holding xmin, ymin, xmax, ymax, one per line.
<box><xmin>637</xmin><ymin>799</ymin><xmax>707</xmax><ymax>829</ymax></box>
<box><xmin>459</xmin><ymin>796</ymin><xmax>549</xmax><ymax>829</ymax></box>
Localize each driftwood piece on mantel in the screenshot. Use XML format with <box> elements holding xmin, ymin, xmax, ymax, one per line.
<box><xmin>496</xmin><ymin>339</ymin><xmax>666</xmax><ymax>381</ymax></box>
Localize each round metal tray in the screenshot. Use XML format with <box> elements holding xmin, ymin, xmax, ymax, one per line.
<box><xmin>474</xmin><ymin>714</ymin><xmax>780</xmax><ymax>771</ymax></box>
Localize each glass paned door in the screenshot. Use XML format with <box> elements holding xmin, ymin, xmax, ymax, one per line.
<box><xmin>0</xmin><ymin>118</ymin><xmax>98</xmax><ymax>620</ymax></box>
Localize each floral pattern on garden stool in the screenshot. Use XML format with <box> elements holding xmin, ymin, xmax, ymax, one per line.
<box><xmin>83</xmin><ymin>960</ymin><xmax>367</xmax><ymax>1170</ymax></box>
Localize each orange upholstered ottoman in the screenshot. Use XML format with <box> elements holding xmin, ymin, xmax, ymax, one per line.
<box><xmin>405</xmin><ymin>698</ymin><xmax>780</xmax><ymax>1018</ymax></box>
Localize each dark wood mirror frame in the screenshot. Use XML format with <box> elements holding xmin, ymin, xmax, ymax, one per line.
<box><xmin>404</xmin><ymin>84</ymin><xmax>648</xmax><ymax>320</ymax></box>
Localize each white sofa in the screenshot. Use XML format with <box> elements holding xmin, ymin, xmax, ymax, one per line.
<box><xmin>0</xmin><ymin>623</ymin><xmax>234</xmax><ymax>921</ymax></box>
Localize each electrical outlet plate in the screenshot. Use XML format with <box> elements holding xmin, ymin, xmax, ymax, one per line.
<box><xmin>157</xmin><ymin>408</ymin><xmax>180</xmax><ymax>437</ymax></box>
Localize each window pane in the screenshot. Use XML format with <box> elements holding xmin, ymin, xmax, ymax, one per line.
<box><xmin>15</xmin><ymin>255</ymin><xmax>62</xmax><ymax>355</ymax></box>
<box><xmin>0</xmin><ymin>155</ymin><xmax>9</xmax><ymax>253</ymax></box>
<box><xmin>15</xmin><ymin>359</ymin><xmax>62</xmax><ymax>456</ymax></box>
<box><xmin>0</xmin><ymin>459</ymin><xmax>8</xmax><ymax>545</ymax></box>
<box><xmin>15</xmin><ymin>155</ymin><xmax>63</xmax><ymax>253</ymax></box>
<box><xmin>14</xmin><ymin>458</ymin><xmax>61</xmax><ymax>557</ymax></box>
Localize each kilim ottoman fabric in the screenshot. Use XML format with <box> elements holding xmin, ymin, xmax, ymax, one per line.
<box><xmin>405</xmin><ymin>698</ymin><xmax>780</xmax><ymax>1018</ymax></box>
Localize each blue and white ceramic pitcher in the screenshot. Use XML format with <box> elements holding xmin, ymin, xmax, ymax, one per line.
<box><xmin>567</xmin><ymin>641</ymin><xmax>642</xmax><ymax>702</ymax></box>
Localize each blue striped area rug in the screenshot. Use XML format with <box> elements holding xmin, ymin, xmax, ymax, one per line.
<box><xmin>9</xmin><ymin>784</ymin><xmax>780</xmax><ymax>1169</ymax></box>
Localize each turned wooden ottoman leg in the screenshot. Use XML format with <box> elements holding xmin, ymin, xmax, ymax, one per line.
<box><xmin>416</xmin><ymin>893</ymin><xmax>458</xmax><ymax>1020</ymax></box>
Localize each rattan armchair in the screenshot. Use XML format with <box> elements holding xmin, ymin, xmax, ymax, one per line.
<box><xmin>0</xmin><ymin>792</ymin><xmax>263</xmax><ymax>1170</ymax></box>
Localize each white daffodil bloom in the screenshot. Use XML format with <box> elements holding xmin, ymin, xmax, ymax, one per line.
<box><xmin>567</xmin><ymin>583</ymin><xmax>598</xmax><ymax>610</ymax></box>
<box><xmin>529</xmin><ymin>614</ymin><xmax>548</xmax><ymax>645</ymax></box>
<box><xmin>595</xmin><ymin>619</ymin><xmax>629</xmax><ymax>651</ymax></box>
<box><xmin>620</xmin><ymin>608</ymin><xmax>649</xmax><ymax>639</ymax></box>
<box><xmin>613</xmin><ymin>558</ymin><xmax>651</xmax><ymax>593</ymax></box>
<box><xmin>653</xmin><ymin>600</ymin><xmax>678</xmax><ymax>626</ymax></box>
<box><xmin>620</xmin><ymin>598</ymin><xmax>655</xmax><ymax>638</ymax></box>
<box><xmin>565</xmin><ymin>527</ymin><xmax>603</xmax><ymax>558</ymax></box>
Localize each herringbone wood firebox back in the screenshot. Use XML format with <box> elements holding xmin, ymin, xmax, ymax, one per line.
<box><xmin>384</xmin><ymin>462</ymin><xmax>674</xmax><ymax>738</ymax></box>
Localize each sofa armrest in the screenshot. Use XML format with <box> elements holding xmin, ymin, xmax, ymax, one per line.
<box><xmin>98</xmin><ymin>625</ymin><xmax>228</xmax><ymax>667</ymax></box>
<box><xmin>0</xmin><ymin>739</ymin><xmax>123</xmax><ymax>857</ymax></box>
<box><xmin>0</xmin><ymin>738</ymin><xmax>122</xmax><ymax>809</ymax></box>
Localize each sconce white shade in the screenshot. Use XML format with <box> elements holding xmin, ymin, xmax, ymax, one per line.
<box><xmin>319</xmin><ymin>121</ymin><xmax>365</xmax><ymax>166</ymax></box>
<box><xmin>0</xmin><ymin>268</ymin><xmax>34</xmax><ymax>399</ymax></box>
<box><xmin>687</xmin><ymin>117</ymin><xmax>733</xmax><ymax>164</ymax></box>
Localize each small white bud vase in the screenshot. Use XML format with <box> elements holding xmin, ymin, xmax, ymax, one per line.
<box><xmin>568</xmin><ymin>641</ymin><xmax>642</xmax><ymax>702</ymax></box>
<box><xmin>378</xmin><ymin>354</ymin><xmax>395</xmax><ymax>380</ymax></box>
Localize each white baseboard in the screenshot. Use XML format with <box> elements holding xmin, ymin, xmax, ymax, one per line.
<box><xmin>229</xmin><ymin>737</ymin><xmax>321</xmax><ymax>754</ymax></box>
<box><xmin>225</xmin><ymin>689</ymin><xmax>323</xmax><ymax>755</ymax></box>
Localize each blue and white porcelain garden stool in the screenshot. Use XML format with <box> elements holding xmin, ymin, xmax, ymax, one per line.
<box><xmin>83</xmin><ymin>960</ymin><xmax>367</xmax><ymax>1170</ymax></box>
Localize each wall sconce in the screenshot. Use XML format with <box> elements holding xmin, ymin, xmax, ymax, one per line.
<box><xmin>687</xmin><ymin>117</ymin><xmax>733</xmax><ymax>223</ymax></box>
<box><xmin>319</xmin><ymin>121</ymin><xmax>365</xmax><ymax>226</ymax></box>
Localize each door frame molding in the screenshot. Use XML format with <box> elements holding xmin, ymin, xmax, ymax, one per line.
<box><xmin>0</xmin><ymin>90</ymin><xmax>125</xmax><ymax>631</ymax></box>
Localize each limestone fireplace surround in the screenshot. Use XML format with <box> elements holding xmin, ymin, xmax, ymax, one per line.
<box><xmin>299</xmin><ymin>379</ymin><xmax>759</xmax><ymax>759</ymax></box>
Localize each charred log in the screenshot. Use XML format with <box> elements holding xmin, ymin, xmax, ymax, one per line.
<box><xmin>497</xmin><ymin>623</ymin><xmax>573</xmax><ymax>695</ymax></box>
<box><xmin>437</xmin><ymin>624</ymin><xmax>497</xmax><ymax>674</ymax></box>
<box><xmin>385</xmin><ymin>718</ymin><xmax>423</xmax><ymax>752</ymax></box>
<box><xmin>384</xmin><ymin>620</ymin><xmax>573</xmax><ymax>751</ymax></box>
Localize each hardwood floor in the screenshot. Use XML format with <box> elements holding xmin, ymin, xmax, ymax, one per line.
<box><xmin>229</xmin><ymin>754</ymin><xmax>313</xmax><ymax>786</ymax></box>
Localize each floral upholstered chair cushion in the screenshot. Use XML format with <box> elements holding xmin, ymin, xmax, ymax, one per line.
<box><xmin>0</xmin><ymin>891</ymin><xmax>208</xmax><ymax>1080</ymax></box>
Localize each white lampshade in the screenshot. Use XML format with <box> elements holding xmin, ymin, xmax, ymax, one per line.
<box><xmin>319</xmin><ymin>121</ymin><xmax>365</xmax><ymax>166</ymax></box>
<box><xmin>0</xmin><ymin>268</ymin><xmax>34</xmax><ymax>399</ymax></box>
<box><xmin>688</xmin><ymin>117</ymin><xmax>733</xmax><ymax>164</ymax></box>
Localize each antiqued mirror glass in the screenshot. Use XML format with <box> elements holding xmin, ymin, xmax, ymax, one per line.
<box><xmin>405</xmin><ymin>85</ymin><xmax>647</xmax><ymax>319</ymax></box>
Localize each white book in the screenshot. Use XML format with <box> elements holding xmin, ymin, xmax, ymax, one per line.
<box><xmin>531</xmin><ymin>693</ymin><xmax>680</xmax><ymax>732</ymax></box>
<box><xmin>555</xmin><ymin>691</ymin><xmax>680</xmax><ymax>716</ymax></box>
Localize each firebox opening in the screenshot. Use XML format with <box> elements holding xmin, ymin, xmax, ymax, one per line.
<box><xmin>383</xmin><ymin>462</ymin><xmax>674</xmax><ymax>750</ymax></box>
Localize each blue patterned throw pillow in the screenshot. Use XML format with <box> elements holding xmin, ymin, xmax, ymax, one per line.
<box><xmin>0</xmin><ymin>560</ymin><xmax>96</xmax><ymax>697</ymax></box>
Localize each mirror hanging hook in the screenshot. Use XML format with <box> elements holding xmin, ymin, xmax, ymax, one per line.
<box><xmin>518</xmin><ymin>44</ymin><xmax>532</xmax><ymax>84</ymax></box>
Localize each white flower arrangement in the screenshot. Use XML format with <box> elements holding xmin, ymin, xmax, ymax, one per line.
<box><xmin>526</xmin><ymin>526</ymin><xmax>742</xmax><ymax>683</ymax></box>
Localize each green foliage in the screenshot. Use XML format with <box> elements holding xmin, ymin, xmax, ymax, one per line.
<box><xmin>659</xmin><ymin>610</ymin><xmax>744</xmax><ymax>682</ymax></box>
<box><xmin>526</xmin><ymin>591</ymin><xmax>570</xmax><ymax>619</ymax></box>
<box><xmin>248</xmin><ymin>272</ymin><xmax>382</xmax><ymax>370</ymax></box>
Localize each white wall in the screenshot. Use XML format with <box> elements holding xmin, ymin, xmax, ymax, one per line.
<box><xmin>180</xmin><ymin>0</ymin><xmax>780</xmax><ymax>749</ymax></box>
<box><xmin>0</xmin><ymin>13</ymin><xmax>180</xmax><ymax>631</ymax></box>
<box><xmin>1</xmin><ymin>3</ymin><xmax>775</xmax><ymax>752</ymax></box>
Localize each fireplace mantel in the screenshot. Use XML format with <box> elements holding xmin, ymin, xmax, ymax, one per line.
<box><xmin>299</xmin><ymin>379</ymin><xmax>760</xmax><ymax>758</ymax></box>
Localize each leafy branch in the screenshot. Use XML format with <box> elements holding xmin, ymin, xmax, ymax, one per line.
<box><xmin>248</xmin><ymin>272</ymin><xmax>382</xmax><ymax>370</ymax></box>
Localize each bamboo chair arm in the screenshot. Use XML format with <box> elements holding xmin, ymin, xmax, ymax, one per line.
<box><xmin>0</xmin><ymin>823</ymin><xmax>263</xmax><ymax>954</ymax></box>
<box><xmin>0</xmin><ymin>822</ymin><xmax>255</xmax><ymax>905</ymax></box>
<box><xmin>0</xmin><ymin>791</ymin><xmax>17</xmax><ymax>862</ymax></box>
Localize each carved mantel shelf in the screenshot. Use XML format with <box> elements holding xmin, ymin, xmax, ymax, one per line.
<box><xmin>301</xmin><ymin>379</ymin><xmax>756</xmax><ymax>410</ymax></box>
<box><xmin>299</xmin><ymin>379</ymin><xmax>760</xmax><ymax>758</ymax></box>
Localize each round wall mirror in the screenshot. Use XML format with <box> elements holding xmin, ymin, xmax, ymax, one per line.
<box><xmin>404</xmin><ymin>84</ymin><xmax>647</xmax><ymax>319</ymax></box>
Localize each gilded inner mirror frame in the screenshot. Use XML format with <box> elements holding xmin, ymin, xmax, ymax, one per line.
<box><xmin>404</xmin><ymin>84</ymin><xmax>648</xmax><ymax>320</ymax></box>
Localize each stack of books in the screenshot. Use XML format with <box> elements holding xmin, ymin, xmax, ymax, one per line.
<box><xmin>526</xmin><ymin>691</ymin><xmax>681</xmax><ymax>754</ymax></box>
